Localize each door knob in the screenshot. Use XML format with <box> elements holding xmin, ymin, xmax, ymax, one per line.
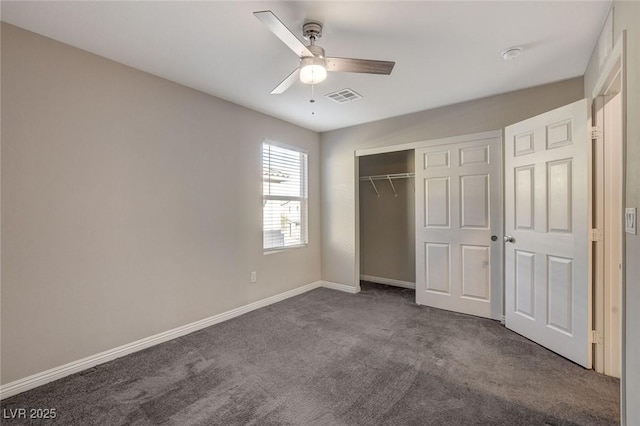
<box><xmin>504</xmin><ymin>235</ymin><xmax>515</xmax><ymax>243</ymax></box>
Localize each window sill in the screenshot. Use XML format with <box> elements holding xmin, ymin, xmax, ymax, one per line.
<box><xmin>263</xmin><ymin>244</ymin><xmax>308</xmax><ymax>255</ymax></box>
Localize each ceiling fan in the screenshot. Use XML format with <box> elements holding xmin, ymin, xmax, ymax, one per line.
<box><xmin>254</xmin><ymin>10</ymin><xmax>395</xmax><ymax>94</ymax></box>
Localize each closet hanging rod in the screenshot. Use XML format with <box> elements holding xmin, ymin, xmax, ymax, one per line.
<box><xmin>359</xmin><ymin>172</ymin><xmax>415</xmax><ymax>181</ymax></box>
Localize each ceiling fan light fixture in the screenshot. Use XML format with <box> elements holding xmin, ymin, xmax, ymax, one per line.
<box><xmin>299</xmin><ymin>56</ymin><xmax>327</xmax><ymax>84</ymax></box>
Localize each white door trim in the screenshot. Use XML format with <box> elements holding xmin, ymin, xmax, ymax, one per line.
<box><xmin>355</xmin><ymin>130</ymin><xmax>502</xmax><ymax>157</ymax></box>
<box><xmin>592</xmin><ymin>33</ymin><xmax>626</xmax><ymax>384</ymax></box>
<box><xmin>591</xmin><ymin>30</ymin><xmax>627</xmax><ymax>426</ymax></box>
<box><xmin>591</xmin><ymin>33</ymin><xmax>625</xmax><ymax>99</ymax></box>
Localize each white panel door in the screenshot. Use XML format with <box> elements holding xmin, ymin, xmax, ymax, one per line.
<box><xmin>505</xmin><ymin>99</ymin><xmax>590</xmax><ymax>368</ymax></box>
<box><xmin>415</xmin><ymin>135</ymin><xmax>502</xmax><ymax>319</ymax></box>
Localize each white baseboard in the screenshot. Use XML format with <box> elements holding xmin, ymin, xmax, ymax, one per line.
<box><xmin>0</xmin><ymin>280</ymin><xmax>323</xmax><ymax>400</ymax></box>
<box><xmin>321</xmin><ymin>281</ymin><xmax>360</xmax><ymax>294</ymax></box>
<box><xmin>360</xmin><ymin>275</ymin><xmax>416</xmax><ymax>290</ymax></box>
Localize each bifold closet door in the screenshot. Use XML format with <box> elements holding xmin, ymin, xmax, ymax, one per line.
<box><xmin>415</xmin><ymin>135</ymin><xmax>502</xmax><ymax>320</ymax></box>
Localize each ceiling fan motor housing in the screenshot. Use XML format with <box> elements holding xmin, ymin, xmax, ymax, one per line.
<box><xmin>306</xmin><ymin>44</ymin><xmax>325</xmax><ymax>59</ymax></box>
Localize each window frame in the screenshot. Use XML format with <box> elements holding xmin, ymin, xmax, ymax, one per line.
<box><xmin>262</xmin><ymin>140</ymin><xmax>309</xmax><ymax>253</ymax></box>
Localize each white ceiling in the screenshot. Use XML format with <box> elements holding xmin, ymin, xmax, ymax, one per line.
<box><xmin>1</xmin><ymin>1</ymin><xmax>611</xmax><ymax>132</ymax></box>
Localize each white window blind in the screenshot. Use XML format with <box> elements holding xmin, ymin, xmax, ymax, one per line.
<box><xmin>263</xmin><ymin>142</ymin><xmax>308</xmax><ymax>251</ymax></box>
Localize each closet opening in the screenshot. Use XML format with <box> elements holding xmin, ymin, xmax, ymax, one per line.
<box><xmin>358</xmin><ymin>150</ymin><xmax>416</xmax><ymax>291</ymax></box>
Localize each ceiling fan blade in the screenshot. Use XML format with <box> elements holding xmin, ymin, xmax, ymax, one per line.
<box><xmin>326</xmin><ymin>57</ymin><xmax>395</xmax><ymax>75</ymax></box>
<box><xmin>254</xmin><ymin>11</ymin><xmax>313</xmax><ymax>58</ymax></box>
<box><xmin>271</xmin><ymin>68</ymin><xmax>300</xmax><ymax>94</ymax></box>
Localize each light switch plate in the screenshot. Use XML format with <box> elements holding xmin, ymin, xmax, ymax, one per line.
<box><xmin>625</xmin><ymin>208</ymin><xmax>637</xmax><ymax>234</ymax></box>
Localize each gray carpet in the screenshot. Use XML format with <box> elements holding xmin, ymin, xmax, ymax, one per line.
<box><xmin>1</xmin><ymin>282</ymin><xmax>620</xmax><ymax>425</ymax></box>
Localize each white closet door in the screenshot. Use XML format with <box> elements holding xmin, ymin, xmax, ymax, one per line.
<box><xmin>415</xmin><ymin>135</ymin><xmax>502</xmax><ymax>320</ymax></box>
<box><xmin>504</xmin><ymin>99</ymin><xmax>590</xmax><ymax>368</ymax></box>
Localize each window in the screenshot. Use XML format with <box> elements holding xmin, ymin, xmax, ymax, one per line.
<box><xmin>263</xmin><ymin>142</ymin><xmax>308</xmax><ymax>251</ymax></box>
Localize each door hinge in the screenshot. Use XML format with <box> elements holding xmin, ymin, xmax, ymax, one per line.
<box><xmin>590</xmin><ymin>228</ymin><xmax>602</xmax><ymax>242</ymax></box>
<box><xmin>590</xmin><ymin>126</ymin><xmax>602</xmax><ymax>140</ymax></box>
<box><xmin>590</xmin><ymin>330</ymin><xmax>603</xmax><ymax>345</ymax></box>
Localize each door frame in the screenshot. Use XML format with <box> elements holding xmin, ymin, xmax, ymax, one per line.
<box><xmin>590</xmin><ymin>31</ymin><xmax>627</xmax><ymax>394</ymax></box>
<box><xmin>355</xmin><ymin>130</ymin><xmax>503</xmax><ymax>315</ymax></box>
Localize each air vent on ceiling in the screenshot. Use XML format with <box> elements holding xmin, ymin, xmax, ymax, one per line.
<box><xmin>325</xmin><ymin>88</ymin><xmax>362</xmax><ymax>104</ymax></box>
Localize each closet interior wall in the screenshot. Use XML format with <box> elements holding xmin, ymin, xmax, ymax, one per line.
<box><xmin>359</xmin><ymin>150</ymin><xmax>415</xmax><ymax>285</ymax></box>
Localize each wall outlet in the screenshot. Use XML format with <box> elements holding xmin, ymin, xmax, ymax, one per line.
<box><xmin>625</xmin><ymin>208</ymin><xmax>637</xmax><ymax>235</ymax></box>
<box><xmin>250</xmin><ymin>271</ymin><xmax>257</xmax><ymax>283</ymax></box>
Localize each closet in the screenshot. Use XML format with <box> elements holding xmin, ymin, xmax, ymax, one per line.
<box><xmin>358</xmin><ymin>150</ymin><xmax>415</xmax><ymax>289</ymax></box>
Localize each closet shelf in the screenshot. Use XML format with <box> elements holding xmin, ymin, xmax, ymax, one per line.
<box><xmin>359</xmin><ymin>173</ymin><xmax>415</xmax><ymax>197</ymax></box>
<box><xmin>359</xmin><ymin>172</ymin><xmax>415</xmax><ymax>181</ymax></box>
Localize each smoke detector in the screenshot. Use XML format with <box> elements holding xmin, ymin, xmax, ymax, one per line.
<box><xmin>501</xmin><ymin>47</ymin><xmax>523</xmax><ymax>61</ymax></box>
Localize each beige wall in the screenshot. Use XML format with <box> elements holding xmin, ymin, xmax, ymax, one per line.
<box><xmin>584</xmin><ymin>3</ymin><xmax>640</xmax><ymax>424</ymax></box>
<box><xmin>359</xmin><ymin>150</ymin><xmax>415</xmax><ymax>283</ymax></box>
<box><xmin>0</xmin><ymin>23</ymin><xmax>321</xmax><ymax>385</ymax></box>
<box><xmin>321</xmin><ymin>77</ymin><xmax>584</xmax><ymax>288</ymax></box>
